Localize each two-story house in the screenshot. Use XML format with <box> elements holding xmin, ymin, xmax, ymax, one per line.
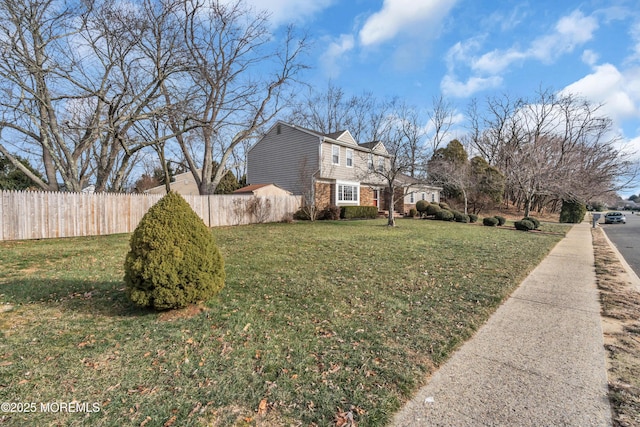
<box><xmin>247</xmin><ymin>121</ymin><xmax>440</xmax><ymax>214</ymax></box>
<box><xmin>247</xmin><ymin>121</ymin><xmax>389</xmax><ymax>210</ymax></box>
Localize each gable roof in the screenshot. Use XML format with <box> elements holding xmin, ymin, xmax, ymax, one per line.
<box><xmin>233</xmin><ymin>183</ymin><xmax>290</xmax><ymax>194</ymax></box>
<box><xmin>325</xmin><ymin>130</ymin><xmax>357</xmax><ymax>145</ymax></box>
<box><xmin>267</xmin><ymin>121</ymin><xmax>388</xmax><ymax>155</ymax></box>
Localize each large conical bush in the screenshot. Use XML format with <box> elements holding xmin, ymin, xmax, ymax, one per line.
<box><xmin>124</xmin><ymin>192</ymin><xmax>225</xmax><ymax>310</ymax></box>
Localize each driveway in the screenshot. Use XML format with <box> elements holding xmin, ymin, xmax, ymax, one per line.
<box><xmin>599</xmin><ymin>211</ymin><xmax>640</xmax><ymax>278</ymax></box>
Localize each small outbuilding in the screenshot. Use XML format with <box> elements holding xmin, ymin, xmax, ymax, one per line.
<box><xmin>233</xmin><ymin>183</ymin><xmax>292</xmax><ymax>197</ymax></box>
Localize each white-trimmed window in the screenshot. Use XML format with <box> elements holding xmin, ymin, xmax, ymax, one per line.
<box><xmin>421</xmin><ymin>193</ymin><xmax>426</xmax><ymax>200</ymax></box>
<box><xmin>346</xmin><ymin>149</ymin><xmax>353</xmax><ymax>167</ymax></box>
<box><xmin>368</xmin><ymin>153</ymin><xmax>374</xmax><ymax>171</ymax></box>
<box><xmin>377</xmin><ymin>156</ymin><xmax>384</xmax><ymax>172</ymax></box>
<box><xmin>431</xmin><ymin>193</ymin><xmax>436</xmax><ymax>202</ymax></box>
<box><xmin>410</xmin><ymin>193</ymin><xmax>415</xmax><ymax>203</ymax></box>
<box><xmin>337</xmin><ymin>181</ymin><xmax>359</xmax><ymax>203</ymax></box>
<box><xmin>332</xmin><ymin>145</ymin><xmax>340</xmax><ymax>165</ymax></box>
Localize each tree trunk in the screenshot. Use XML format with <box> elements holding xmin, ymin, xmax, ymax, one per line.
<box><xmin>387</xmin><ymin>184</ymin><xmax>396</xmax><ymax>227</ymax></box>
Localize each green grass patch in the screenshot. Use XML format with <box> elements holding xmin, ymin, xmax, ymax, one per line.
<box><xmin>0</xmin><ymin>219</ymin><xmax>570</xmax><ymax>426</ymax></box>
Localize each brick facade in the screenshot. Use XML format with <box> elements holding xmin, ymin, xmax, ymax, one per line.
<box><xmin>360</xmin><ymin>187</ymin><xmax>375</xmax><ymax>208</ymax></box>
<box><xmin>314</xmin><ymin>182</ymin><xmax>332</xmax><ymax>209</ymax></box>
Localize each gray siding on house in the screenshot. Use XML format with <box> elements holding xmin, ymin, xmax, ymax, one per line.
<box><xmin>247</xmin><ymin>123</ymin><xmax>320</xmax><ymax>195</ymax></box>
<box><xmin>320</xmin><ymin>141</ymin><xmax>389</xmax><ymax>184</ymax></box>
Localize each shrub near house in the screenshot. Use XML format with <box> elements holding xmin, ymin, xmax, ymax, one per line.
<box><xmin>341</xmin><ymin>206</ymin><xmax>378</xmax><ymax>219</ymax></box>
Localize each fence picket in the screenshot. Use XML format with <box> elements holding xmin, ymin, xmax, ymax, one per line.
<box><xmin>0</xmin><ymin>190</ymin><xmax>301</xmax><ymax>241</ymax></box>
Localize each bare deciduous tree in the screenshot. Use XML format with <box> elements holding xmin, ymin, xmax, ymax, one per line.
<box><xmin>160</xmin><ymin>0</ymin><xmax>308</xmax><ymax>195</ymax></box>
<box><xmin>0</xmin><ymin>0</ymin><xmax>185</xmax><ymax>192</ymax></box>
<box><xmin>469</xmin><ymin>89</ymin><xmax>637</xmax><ymax>216</ymax></box>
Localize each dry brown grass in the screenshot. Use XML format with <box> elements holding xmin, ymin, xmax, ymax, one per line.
<box><xmin>592</xmin><ymin>228</ymin><xmax>640</xmax><ymax>427</ymax></box>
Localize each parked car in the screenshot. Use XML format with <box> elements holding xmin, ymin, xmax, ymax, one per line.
<box><xmin>604</xmin><ymin>211</ymin><xmax>626</xmax><ymax>224</ymax></box>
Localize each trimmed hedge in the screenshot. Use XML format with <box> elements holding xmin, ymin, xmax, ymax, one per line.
<box><xmin>468</xmin><ymin>214</ymin><xmax>478</xmax><ymax>223</ymax></box>
<box><xmin>439</xmin><ymin>202</ymin><xmax>450</xmax><ymax>210</ymax></box>
<box><xmin>425</xmin><ymin>203</ymin><xmax>442</xmax><ymax>216</ymax></box>
<box><xmin>453</xmin><ymin>211</ymin><xmax>470</xmax><ymax>223</ymax></box>
<box><xmin>435</xmin><ymin>210</ymin><xmax>455</xmax><ymax>221</ymax></box>
<box><xmin>494</xmin><ymin>215</ymin><xmax>506</xmax><ymax>226</ymax></box>
<box><xmin>340</xmin><ymin>205</ymin><xmax>379</xmax><ymax>219</ymax></box>
<box><xmin>514</xmin><ymin>219</ymin><xmax>535</xmax><ymax>231</ymax></box>
<box><xmin>483</xmin><ymin>217</ymin><xmax>499</xmax><ymax>226</ymax></box>
<box><xmin>408</xmin><ymin>208</ymin><xmax>418</xmax><ymax>217</ymax></box>
<box><xmin>560</xmin><ymin>200</ymin><xmax>587</xmax><ymax>223</ymax></box>
<box><xmin>522</xmin><ymin>216</ymin><xmax>540</xmax><ymax>229</ymax></box>
<box><xmin>416</xmin><ymin>200</ymin><xmax>430</xmax><ymax>214</ymax></box>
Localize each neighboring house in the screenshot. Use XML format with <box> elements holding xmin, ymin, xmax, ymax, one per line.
<box><xmin>397</xmin><ymin>174</ymin><xmax>442</xmax><ymax>214</ymax></box>
<box><xmin>233</xmin><ymin>183</ymin><xmax>292</xmax><ymax>197</ymax></box>
<box><xmin>145</xmin><ymin>171</ymin><xmax>200</xmax><ymax>195</ymax></box>
<box><xmin>247</xmin><ymin>121</ymin><xmax>440</xmax><ymax>214</ymax></box>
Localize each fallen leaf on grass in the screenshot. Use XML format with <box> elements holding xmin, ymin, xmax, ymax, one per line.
<box><xmin>335</xmin><ymin>408</ymin><xmax>356</xmax><ymax>427</ymax></box>
<box><xmin>140</xmin><ymin>416</ymin><xmax>152</xmax><ymax>426</ymax></box>
<box><xmin>257</xmin><ymin>398</ymin><xmax>268</xmax><ymax>417</ymax></box>
<box><xmin>163</xmin><ymin>415</ymin><xmax>177</xmax><ymax>427</ymax></box>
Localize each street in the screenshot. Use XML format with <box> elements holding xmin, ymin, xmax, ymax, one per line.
<box><xmin>599</xmin><ymin>211</ymin><xmax>640</xmax><ymax>277</ymax></box>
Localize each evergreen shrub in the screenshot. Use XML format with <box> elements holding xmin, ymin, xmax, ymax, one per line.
<box><xmin>494</xmin><ymin>215</ymin><xmax>506</xmax><ymax>226</ymax></box>
<box><xmin>124</xmin><ymin>192</ymin><xmax>226</xmax><ymax>310</ymax></box>
<box><xmin>522</xmin><ymin>216</ymin><xmax>540</xmax><ymax>229</ymax></box>
<box><xmin>514</xmin><ymin>219</ymin><xmax>535</xmax><ymax>231</ymax></box>
<box><xmin>453</xmin><ymin>211</ymin><xmax>469</xmax><ymax>223</ymax></box>
<box><xmin>425</xmin><ymin>203</ymin><xmax>442</xmax><ymax>216</ymax></box>
<box><xmin>439</xmin><ymin>202</ymin><xmax>450</xmax><ymax>210</ymax></box>
<box><xmin>340</xmin><ymin>206</ymin><xmax>378</xmax><ymax>219</ymax></box>
<box><xmin>468</xmin><ymin>214</ymin><xmax>478</xmax><ymax>223</ymax></box>
<box><xmin>416</xmin><ymin>200</ymin><xmax>430</xmax><ymax>215</ymax></box>
<box><xmin>559</xmin><ymin>200</ymin><xmax>587</xmax><ymax>223</ymax></box>
<box><xmin>408</xmin><ymin>208</ymin><xmax>418</xmax><ymax>217</ymax></box>
<box><xmin>483</xmin><ymin>217</ymin><xmax>499</xmax><ymax>226</ymax></box>
<box><xmin>435</xmin><ymin>210</ymin><xmax>455</xmax><ymax>221</ymax></box>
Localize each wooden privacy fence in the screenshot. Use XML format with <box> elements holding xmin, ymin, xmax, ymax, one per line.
<box><xmin>0</xmin><ymin>190</ymin><xmax>302</xmax><ymax>241</ymax></box>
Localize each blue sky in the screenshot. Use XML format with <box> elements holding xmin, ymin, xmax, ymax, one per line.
<box><xmin>241</xmin><ymin>0</ymin><xmax>640</xmax><ymax>195</ymax></box>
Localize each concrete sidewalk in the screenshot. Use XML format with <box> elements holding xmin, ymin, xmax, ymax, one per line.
<box><xmin>391</xmin><ymin>222</ymin><xmax>612</xmax><ymax>426</ymax></box>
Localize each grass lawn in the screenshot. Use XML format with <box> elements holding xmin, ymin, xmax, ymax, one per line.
<box><xmin>0</xmin><ymin>218</ymin><xmax>569</xmax><ymax>426</ymax></box>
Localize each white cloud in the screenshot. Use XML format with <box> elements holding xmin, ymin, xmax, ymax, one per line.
<box><xmin>440</xmin><ymin>75</ymin><xmax>502</xmax><ymax>98</ymax></box>
<box><xmin>442</xmin><ymin>9</ymin><xmax>602</xmax><ymax>98</ymax></box>
<box><xmin>359</xmin><ymin>0</ymin><xmax>457</xmax><ymax>47</ymax></box>
<box><xmin>445</xmin><ymin>38</ymin><xmax>483</xmax><ymax>72</ymax></box>
<box><xmin>470</xmin><ymin>10</ymin><xmax>598</xmax><ymax>75</ymax></box>
<box><xmin>319</xmin><ymin>34</ymin><xmax>355</xmax><ymax>78</ymax></box>
<box><xmin>561</xmin><ymin>63</ymin><xmax>639</xmax><ymax>123</ymax></box>
<box><xmin>471</xmin><ymin>49</ymin><xmax>526</xmax><ymax>75</ymax></box>
<box><xmin>582</xmin><ymin>49</ymin><xmax>599</xmax><ymax>66</ymax></box>
<box><xmin>528</xmin><ymin>11</ymin><xmax>598</xmax><ymax>63</ymax></box>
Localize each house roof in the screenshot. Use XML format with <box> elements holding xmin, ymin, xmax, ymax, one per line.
<box><xmin>267</xmin><ymin>121</ymin><xmax>389</xmax><ymax>156</ymax></box>
<box><xmin>233</xmin><ymin>183</ymin><xmax>290</xmax><ymax>194</ymax></box>
<box><xmin>396</xmin><ymin>173</ymin><xmax>443</xmax><ymax>190</ymax></box>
